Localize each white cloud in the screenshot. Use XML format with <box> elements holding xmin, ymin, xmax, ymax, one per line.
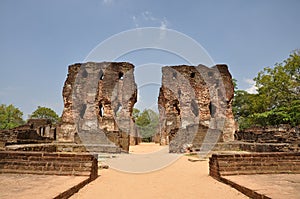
<box><xmin>132</xmin><ymin>11</ymin><xmax>169</xmax><ymax>30</ymax></box>
<box><xmin>142</xmin><ymin>11</ymin><xmax>156</xmax><ymax>21</ymax></box>
<box><xmin>132</xmin><ymin>16</ymin><xmax>138</xmax><ymax>28</ymax></box>
<box><xmin>160</xmin><ymin>19</ymin><xmax>167</xmax><ymax>30</ymax></box>
<box><xmin>159</xmin><ymin>18</ymin><xmax>168</xmax><ymax>39</ymax></box>
<box><xmin>244</xmin><ymin>78</ymin><xmax>257</xmax><ymax>94</ymax></box>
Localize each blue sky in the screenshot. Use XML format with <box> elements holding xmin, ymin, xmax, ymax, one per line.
<box><xmin>0</xmin><ymin>0</ymin><xmax>299</xmax><ymax>118</ymax></box>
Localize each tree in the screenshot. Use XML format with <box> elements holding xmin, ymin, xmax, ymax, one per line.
<box><xmin>134</xmin><ymin>109</ymin><xmax>159</xmax><ymax>142</ymax></box>
<box><xmin>135</xmin><ymin>109</ymin><xmax>151</xmax><ymax>127</ymax></box>
<box><xmin>233</xmin><ymin>50</ymin><xmax>300</xmax><ymax>129</ymax></box>
<box><xmin>251</xmin><ymin>99</ymin><xmax>300</xmax><ymax>127</ymax></box>
<box><xmin>30</xmin><ymin>106</ymin><xmax>60</xmax><ymax>124</ymax></box>
<box><xmin>0</xmin><ymin>104</ymin><xmax>24</xmax><ymax>130</ymax></box>
<box><xmin>252</xmin><ymin>50</ymin><xmax>300</xmax><ymax>126</ymax></box>
<box><xmin>255</xmin><ymin>50</ymin><xmax>300</xmax><ymax>110</ymax></box>
<box><xmin>232</xmin><ymin>90</ymin><xmax>257</xmax><ymax>129</ymax></box>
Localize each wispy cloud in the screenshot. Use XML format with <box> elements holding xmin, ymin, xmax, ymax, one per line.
<box><xmin>244</xmin><ymin>78</ymin><xmax>257</xmax><ymax>94</ymax></box>
<box><xmin>160</xmin><ymin>18</ymin><xmax>167</xmax><ymax>30</ymax></box>
<box><xmin>132</xmin><ymin>11</ymin><xmax>170</xmax><ymax>30</ymax></box>
<box><xmin>142</xmin><ymin>11</ymin><xmax>157</xmax><ymax>21</ymax></box>
<box><xmin>159</xmin><ymin>17</ymin><xmax>168</xmax><ymax>39</ymax></box>
<box><xmin>132</xmin><ymin>16</ymin><xmax>139</xmax><ymax>28</ymax></box>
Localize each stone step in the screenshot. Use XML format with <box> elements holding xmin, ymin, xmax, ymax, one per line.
<box><xmin>83</xmin><ymin>144</ymin><xmax>122</xmax><ymax>153</ymax></box>
<box><xmin>0</xmin><ymin>159</ymin><xmax>92</xmax><ymax>166</ymax></box>
<box><xmin>0</xmin><ymin>168</ymin><xmax>91</xmax><ymax>176</ymax></box>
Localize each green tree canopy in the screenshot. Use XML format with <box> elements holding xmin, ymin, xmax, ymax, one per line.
<box><xmin>0</xmin><ymin>104</ymin><xmax>24</xmax><ymax>130</ymax></box>
<box><xmin>30</xmin><ymin>106</ymin><xmax>60</xmax><ymax>124</ymax></box>
<box><xmin>254</xmin><ymin>52</ymin><xmax>300</xmax><ymax>110</ymax></box>
<box><xmin>134</xmin><ymin>108</ymin><xmax>159</xmax><ymax>142</ymax></box>
<box><xmin>233</xmin><ymin>50</ymin><xmax>300</xmax><ymax>129</ymax></box>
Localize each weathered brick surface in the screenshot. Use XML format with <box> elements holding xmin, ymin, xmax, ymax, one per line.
<box><xmin>209</xmin><ymin>152</ymin><xmax>299</xmax><ymax>199</ymax></box>
<box><xmin>220</xmin><ymin>177</ymin><xmax>271</xmax><ymax>199</ymax></box>
<box><xmin>5</xmin><ymin>143</ymin><xmax>122</xmax><ymax>153</ymax></box>
<box><xmin>58</xmin><ymin>62</ymin><xmax>138</xmax><ymax>152</ymax></box>
<box><xmin>0</xmin><ymin>119</ymin><xmax>56</xmax><ymax>148</ymax></box>
<box><xmin>158</xmin><ymin>64</ymin><xmax>236</xmax><ymax>153</ymax></box>
<box><xmin>236</xmin><ymin>125</ymin><xmax>300</xmax><ymax>146</ymax></box>
<box><xmin>0</xmin><ymin>151</ymin><xmax>98</xmax><ymax>180</ymax></box>
<box><xmin>209</xmin><ymin>152</ymin><xmax>300</xmax><ymax>179</ymax></box>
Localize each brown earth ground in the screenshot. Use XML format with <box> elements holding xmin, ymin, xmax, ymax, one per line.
<box><xmin>71</xmin><ymin>143</ymin><xmax>247</xmax><ymax>199</ymax></box>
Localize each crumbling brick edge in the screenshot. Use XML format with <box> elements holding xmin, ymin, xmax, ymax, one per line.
<box><xmin>209</xmin><ymin>152</ymin><xmax>300</xmax><ymax>199</ymax></box>
<box><xmin>53</xmin><ymin>154</ymin><xmax>99</xmax><ymax>199</ymax></box>
<box><xmin>44</xmin><ymin>154</ymin><xmax>98</xmax><ymax>199</ymax></box>
<box><xmin>218</xmin><ymin>176</ymin><xmax>271</xmax><ymax>199</ymax></box>
<box><xmin>53</xmin><ymin>176</ymin><xmax>97</xmax><ymax>199</ymax></box>
<box><xmin>53</xmin><ymin>153</ymin><xmax>99</xmax><ymax>199</ymax></box>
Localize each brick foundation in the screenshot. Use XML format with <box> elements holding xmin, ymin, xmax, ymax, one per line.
<box><xmin>0</xmin><ymin>151</ymin><xmax>98</xmax><ymax>181</ymax></box>
<box><xmin>209</xmin><ymin>152</ymin><xmax>300</xmax><ymax>198</ymax></box>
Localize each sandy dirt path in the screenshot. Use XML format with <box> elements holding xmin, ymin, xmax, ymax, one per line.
<box><xmin>71</xmin><ymin>143</ymin><xmax>247</xmax><ymax>199</ymax></box>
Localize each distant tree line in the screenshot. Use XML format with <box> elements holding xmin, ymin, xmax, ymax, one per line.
<box><xmin>0</xmin><ymin>105</ymin><xmax>60</xmax><ymax>130</ymax></box>
<box><xmin>233</xmin><ymin>50</ymin><xmax>300</xmax><ymax>129</ymax></box>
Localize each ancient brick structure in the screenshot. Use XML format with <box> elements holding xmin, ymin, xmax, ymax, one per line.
<box><xmin>209</xmin><ymin>152</ymin><xmax>300</xmax><ymax>178</ymax></box>
<box><xmin>209</xmin><ymin>152</ymin><xmax>300</xmax><ymax>198</ymax></box>
<box><xmin>236</xmin><ymin>124</ymin><xmax>300</xmax><ymax>145</ymax></box>
<box><xmin>0</xmin><ymin>119</ymin><xmax>56</xmax><ymax>148</ymax></box>
<box><xmin>58</xmin><ymin>62</ymin><xmax>137</xmax><ymax>152</ymax></box>
<box><xmin>0</xmin><ymin>151</ymin><xmax>98</xmax><ymax>179</ymax></box>
<box><xmin>158</xmin><ymin>64</ymin><xmax>236</xmax><ymax>152</ymax></box>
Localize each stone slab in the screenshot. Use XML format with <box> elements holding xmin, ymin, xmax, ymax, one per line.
<box><xmin>224</xmin><ymin>174</ymin><xmax>300</xmax><ymax>199</ymax></box>
<box><xmin>0</xmin><ymin>174</ymin><xmax>88</xmax><ymax>199</ymax></box>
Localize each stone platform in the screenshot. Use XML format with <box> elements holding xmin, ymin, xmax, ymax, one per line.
<box><xmin>0</xmin><ymin>174</ymin><xmax>89</xmax><ymax>199</ymax></box>
<box><xmin>224</xmin><ymin>174</ymin><xmax>300</xmax><ymax>199</ymax></box>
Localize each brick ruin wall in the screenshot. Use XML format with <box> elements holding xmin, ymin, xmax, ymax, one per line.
<box><xmin>235</xmin><ymin>125</ymin><xmax>300</xmax><ymax>149</ymax></box>
<box><xmin>0</xmin><ymin>119</ymin><xmax>56</xmax><ymax>148</ymax></box>
<box><xmin>0</xmin><ymin>151</ymin><xmax>98</xmax><ymax>180</ymax></box>
<box><xmin>57</xmin><ymin>62</ymin><xmax>237</xmax><ymax>153</ymax></box>
<box><xmin>3</xmin><ymin>61</ymin><xmax>298</xmax><ymax>154</ymax></box>
<box><xmin>58</xmin><ymin>62</ymin><xmax>138</xmax><ymax>152</ymax></box>
<box><xmin>209</xmin><ymin>152</ymin><xmax>300</xmax><ymax>178</ymax></box>
<box><xmin>209</xmin><ymin>152</ymin><xmax>300</xmax><ymax>199</ymax></box>
<box><xmin>158</xmin><ymin>64</ymin><xmax>236</xmax><ymax>152</ymax></box>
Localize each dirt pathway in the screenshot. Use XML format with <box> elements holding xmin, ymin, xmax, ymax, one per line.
<box><xmin>71</xmin><ymin>143</ymin><xmax>247</xmax><ymax>199</ymax></box>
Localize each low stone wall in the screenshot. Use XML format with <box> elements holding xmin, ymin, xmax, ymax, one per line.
<box><xmin>209</xmin><ymin>141</ymin><xmax>297</xmax><ymax>152</ymax></box>
<box><xmin>235</xmin><ymin>125</ymin><xmax>300</xmax><ymax>144</ymax></box>
<box><xmin>0</xmin><ymin>129</ymin><xmax>53</xmax><ymax>148</ymax></box>
<box><xmin>209</xmin><ymin>152</ymin><xmax>300</xmax><ymax>179</ymax></box>
<box><xmin>4</xmin><ymin>141</ymin><xmax>297</xmax><ymax>155</ymax></box>
<box><xmin>5</xmin><ymin>143</ymin><xmax>122</xmax><ymax>153</ymax></box>
<box><xmin>0</xmin><ymin>151</ymin><xmax>98</xmax><ymax>180</ymax></box>
<box><xmin>209</xmin><ymin>152</ymin><xmax>300</xmax><ymax>199</ymax></box>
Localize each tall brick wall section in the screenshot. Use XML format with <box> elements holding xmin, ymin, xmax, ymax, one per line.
<box><xmin>209</xmin><ymin>152</ymin><xmax>300</xmax><ymax>179</ymax></box>
<box><xmin>0</xmin><ymin>151</ymin><xmax>98</xmax><ymax>180</ymax></box>
<box><xmin>158</xmin><ymin>64</ymin><xmax>236</xmax><ymax>153</ymax></box>
<box><xmin>58</xmin><ymin>62</ymin><xmax>137</xmax><ymax>152</ymax></box>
